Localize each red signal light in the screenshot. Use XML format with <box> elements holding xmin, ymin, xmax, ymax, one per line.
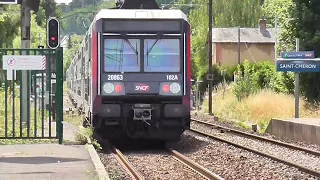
<box><xmin>115</xmin><ymin>84</ymin><xmax>122</xmax><ymax>93</ymax></box>
<box><xmin>47</xmin><ymin>18</ymin><xmax>60</xmax><ymax>49</ymax></box>
<box><xmin>162</xmin><ymin>84</ymin><xmax>170</xmax><ymax>92</ymax></box>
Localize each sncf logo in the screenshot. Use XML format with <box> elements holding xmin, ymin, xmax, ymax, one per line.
<box><xmin>135</xmin><ymin>83</ymin><xmax>150</xmax><ymax>91</ymax></box>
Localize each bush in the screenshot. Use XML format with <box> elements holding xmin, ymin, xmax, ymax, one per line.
<box><xmin>197</xmin><ymin>64</ymin><xmax>237</xmax><ymax>100</ymax></box>
<box><xmin>194</xmin><ymin>60</ymin><xmax>297</xmax><ymax>103</ymax></box>
<box><xmin>233</xmin><ymin>60</ymin><xmax>259</xmax><ymax>101</ymax></box>
<box><xmin>300</xmin><ymin>73</ymin><xmax>320</xmax><ymax>102</ymax></box>
<box><xmin>251</xmin><ymin>61</ymin><xmax>275</xmax><ymax>89</ymax></box>
<box><xmin>232</xmin><ymin>60</ymin><xmax>295</xmax><ymax>101</ymax></box>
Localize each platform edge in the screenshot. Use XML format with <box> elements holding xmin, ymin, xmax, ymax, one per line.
<box><xmin>86</xmin><ymin>143</ymin><xmax>110</xmax><ymax>180</ymax></box>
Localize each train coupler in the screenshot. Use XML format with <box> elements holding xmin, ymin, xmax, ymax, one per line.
<box><xmin>132</xmin><ymin>104</ymin><xmax>153</xmax><ymax>126</ymax></box>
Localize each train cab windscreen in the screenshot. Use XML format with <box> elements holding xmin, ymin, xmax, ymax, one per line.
<box><xmin>103</xmin><ymin>38</ymin><xmax>180</xmax><ymax>73</ymax></box>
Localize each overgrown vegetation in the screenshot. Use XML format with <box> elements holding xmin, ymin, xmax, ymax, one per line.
<box><xmin>63</xmin><ymin>112</ymin><xmax>101</xmax><ymax>150</ymax></box>
<box><xmin>0</xmin><ymin>86</ymin><xmax>54</xmax><ymax>145</ymax></box>
<box><xmin>182</xmin><ymin>0</ymin><xmax>320</xmax><ymax>132</ymax></box>
<box><xmin>201</xmin><ymin>60</ymin><xmax>320</xmax><ymax>133</ymax></box>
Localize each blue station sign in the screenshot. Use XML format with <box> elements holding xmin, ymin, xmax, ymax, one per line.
<box><xmin>280</xmin><ymin>51</ymin><xmax>315</xmax><ymax>59</ymax></box>
<box><xmin>277</xmin><ymin>51</ymin><xmax>320</xmax><ymax>72</ymax></box>
<box><xmin>276</xmin><ymin>59</ymin><xmax>320</xmax><ymax>72</ymax></box>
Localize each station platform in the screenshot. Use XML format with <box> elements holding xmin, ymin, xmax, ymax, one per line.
<box><xmin>265</xmin><ymin>118</ymin><xmax>320</xmax><ymax>146</ymax></box>
<box><xmin>0</xmin><ymin>144</ymin><xmax>97</xmax><ymax>180</ymax></box>
<box><xmin>0</xmin><ymin>121</ymin><xmax>109</xmax><ymax>180</ymax></box>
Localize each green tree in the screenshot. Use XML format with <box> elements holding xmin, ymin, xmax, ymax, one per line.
<box><xmin>262</xmin><ymin>0</ymin><xmax>295</xmax><ymax>54</ymax></box>
<box><xmin>63</xmin><ymin>34</ymin><xmax>83</xmax><ymax>80</ymax></box>
<box><xmin>0</xmin><ymin>5</ymin><xmax>20</xmax><ymax>83</ymax></box>
<box><xmin>60</xmin><ymin>0</ymin><xmax>114</xmax><ymax>35</ymax></box>
<box><xmin>290</xmin><ymin>0</ymin><xmax>320</xmax><ymax>102</ymax></box>
<box><xmin>0</xmin><ymin>5</ymin><xmax>20</xmax><ymax>48</ymax></box>
<box><xmin>35</xmin><ymin>0</ymin><xmax>63</xmax><ymax>28</ymax></box>
<box><xmin>183</xmin><ymin>0</ymin><xmax>262</xmax><ymax>81</ymax></box>
<box><xmin>12</xmin><ymin>14</ymin><xmax>47</xmax><ymax>49</ymax></box>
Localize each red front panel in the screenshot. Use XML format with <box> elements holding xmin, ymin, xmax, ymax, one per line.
<box><xmin>91</xmin><ymin>19</ymin><xmax>101</xmax><ymax>114</ymax></box>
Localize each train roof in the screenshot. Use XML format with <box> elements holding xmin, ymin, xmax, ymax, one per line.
<box><xmin>95</xmin><ymin>9</ymin><xmax>188</xmax><ymax>21</ymax></box>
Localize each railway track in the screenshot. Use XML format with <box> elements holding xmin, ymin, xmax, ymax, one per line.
<box><xmin>95</xmin><ymin>133</ymin><xmax>224</xmax><ymax>179</ymax></box>
<box><xmin>190</xmin><ymin>118</ymin><xmax>320</xmax><ymax>177</ymax></box>
<box><xmin>93</xmin><ymin>133</ymin><xmax>143</xmax><ymax>180</ymax></box>
<box><xmin>191</xmin><ymin>118</ymin><xmax>320</xmax><ymax>156</ymax></box>
<box><xmin>110</xmin><ymin>143</ymin><xmax>144</xmax><ymax>180</ymax></box>
<box><xmin>165</xmin><ymin>146</ymin><xmax>223</xmax><ymax>180</ymax></box>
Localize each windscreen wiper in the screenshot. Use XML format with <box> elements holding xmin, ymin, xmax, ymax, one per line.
<box><xmin>146</xmin><ymin>34</ymin><xmax>162</xmax><ymax>55</ymax></box>
<box><xmin>121</xmin><ymin>35</ymin><xmax>138</xmax><ymax>55</ymax></box>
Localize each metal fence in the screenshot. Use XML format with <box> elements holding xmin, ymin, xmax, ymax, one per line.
<box><xmin>0</xmin><ymin>48</ymin><xmax>63</xmax><ymax>144</ymax></box>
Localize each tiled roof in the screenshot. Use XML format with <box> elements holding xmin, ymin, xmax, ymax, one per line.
<box><xmin>212</xmin><ymin>27</ymin><xmax>276</xmax><ymax>43</ymax></box>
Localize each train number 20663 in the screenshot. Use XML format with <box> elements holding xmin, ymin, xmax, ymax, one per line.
<box><xmin>107</xmin><ymin>75</ymin><xmax>123</xmax><ymax>80</ymax></box>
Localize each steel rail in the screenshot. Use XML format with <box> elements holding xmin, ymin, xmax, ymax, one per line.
<box><xmin>93</xmin><ymin>132</ymin><xmax>145</xmax><ymax>180</ymax></box>
<box><xmin>190</xmin><ymin>128</ymin><xmax>320</xmax><ymax>177</ymax></box>
<box><xmin>191</xmin><ymin>118</ymin><xmax>320</xmax><ymax>157</ymax></box>
<box><xmin>111</xmin><ymin>145</ymin><xmax>145</xmax><ymax>180</ymax></box>
<box><xmin>166</xmin><ymin>147</ymin><xmax>224</xmax><ymax>180</ymax></box>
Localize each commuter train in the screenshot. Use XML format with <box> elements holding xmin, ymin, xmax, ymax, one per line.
<box><xmin>66</xmin><ymin>4</ymin><xmax>191</xmax><ymax>141</ymax></box>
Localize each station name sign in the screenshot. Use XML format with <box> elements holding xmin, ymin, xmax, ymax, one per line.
<box><xmin>276</xmin><ymin>60</ymin><xmax>320</xmax><ymax>72</ymax></box>
<box><xmin>276</xmin><ymin>51</ymin><xmax>320</xmax><ymax>73</ymax></box>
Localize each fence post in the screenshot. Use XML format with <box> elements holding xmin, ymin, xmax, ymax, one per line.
<box><xmin>56</xmin><ymin>48</ymin><xmax>64</xmax><ymax>144</ymax></box>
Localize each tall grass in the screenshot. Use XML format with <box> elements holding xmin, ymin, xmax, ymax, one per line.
<box><xmin>0</xmin><ymin>87</ymin><xmax>50</xmax><ymax>139</ymax></box>
<box><xmin>202</xmin><ymin>83</ymin><xmax>320</xmax><ymax>132</ymax></box>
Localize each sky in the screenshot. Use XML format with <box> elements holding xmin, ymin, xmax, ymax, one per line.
<box><xmin>55</xmin><ymin>0</ymin><xmax>72</xmax><ymax>4</ymax></box>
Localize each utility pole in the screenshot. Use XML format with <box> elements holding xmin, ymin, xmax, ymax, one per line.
<box><xmin>20</xmin><ymin>0</ymin><xmax>31</xmax><ymax>123</ymax></box>
<box><xmin>295</xmin><ymin>38</ymin><xmax>300</xmax><ymax>118</ymax></box>
<box><xmin>238</xmin><ymin>27</ymin><xmax>240</xmax><ymax>64</ymax></box>
<box><xmin>274</xmin><ymin>16</ymin><xmax>278</xmax><ymax>65</ymax></box>
<box><xmin>208</xmin><ymin>0</ymin><xmax>213</xmax><ymax>115</ymax></box>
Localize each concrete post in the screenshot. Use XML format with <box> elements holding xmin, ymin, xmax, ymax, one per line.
<box><xmin>20</xmin><ymin>0</ymin><xmax>31</xmax><ymax>123</ymax></box>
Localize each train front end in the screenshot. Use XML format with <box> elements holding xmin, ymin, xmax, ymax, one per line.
<box><xmin>92</xmin><ymin>9</ymin><xmax>191</xmax><ymax>141</ymax></box>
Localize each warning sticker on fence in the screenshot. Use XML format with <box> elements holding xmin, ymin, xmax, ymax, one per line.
<box><xmin>2</xmin><ymin>55</ymin><xmax>46</xmax><ymax>70</ymax></box>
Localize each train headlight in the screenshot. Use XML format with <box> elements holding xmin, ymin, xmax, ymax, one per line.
<box><xmin>159</xmin><ymin>82</ymin><xmax>182</xmax><ymax>96</ymax></box>
<box><xmin>103</xmin><ymin>83</ymin><xmax>114</xmax><ymax>94</ymax></box>
<box><xmin>170</xmin><ymin>83</ymin><xmax>180</xmax><ymax>94</ymax></box>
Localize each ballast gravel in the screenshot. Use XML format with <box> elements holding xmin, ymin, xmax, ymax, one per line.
<box><xmin>191</xmin><ymin>111</ymin><xmax>320</xmax><ymax>152</ymax></box>
<box><xmin>125</xmin><ymin>150</ymin><xmax>205</xmax><ymax>180</ymax></box>
<box><xmin>191</xmin><ymin>121</ymin><xmax>320</xmax><ymax>173</ymax></box>
<box><xmin>168</xmin><ymin>132</ymin><xmax>319</xmax><ymax>180</ymax></box>
<box><xmin>99</xmin><ymin>151</ymin><xmax>132</xmax><ymax>180</ymax></box>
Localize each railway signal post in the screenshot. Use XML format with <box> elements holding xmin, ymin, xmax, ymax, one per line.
<box><xmin>46</xmin><ymin>17</ymin><xmax>60</xmax><ymax>121</ymax></box>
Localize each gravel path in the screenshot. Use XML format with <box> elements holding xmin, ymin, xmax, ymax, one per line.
<box><xmin>63</xmin><ymin>92</ymin><xmax>74</xmax><ymax>109</ymax></box>
<box><xmin>125</xmin><ymin>150</ymin><xmax>204</xmax><ymax>180</ymax></box>
<box><xmin>191</xmin><ymin>121</ymin><xmax>320</xmax><ymax>172</ymax></box>
<box><xmin>99</xmin><ymin>151</ymin><xmax>132</xmax><ymax>180</ymax></box>
<box><xmin>168</xmin><ymin>132</ymin><xmax>319</xmax><ymax>180</ymax></box>
<box><xmin>192</xmin><ymin>111</ymin><xmax>320</xmax><ymax>152</ymax></box>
